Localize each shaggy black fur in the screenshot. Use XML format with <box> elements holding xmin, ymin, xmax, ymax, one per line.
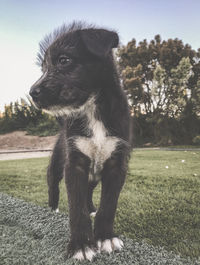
<box><xmin>30</xmin><ymin>22</ymin><xmax>130</xmax><ymax>260</ymax></box>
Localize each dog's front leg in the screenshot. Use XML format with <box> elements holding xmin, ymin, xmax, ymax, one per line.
<box><xmin>47</xmin><ymin>135</ymin><xmax>65</xmax><ymax>211</ymax></box>
<box><xmin>94</xmin><ymin>153</ymin><xmax>127</xmax><ymax>253</ymax></box>
<box><xmin>65</xmin><ymin>150</ymin><xmax>96</xmax><ymax>261</ymax></box>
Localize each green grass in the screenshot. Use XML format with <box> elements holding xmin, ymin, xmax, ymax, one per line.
<box><xmin>0</xmin><ymin>150</ymin><xmax>200</xmax><ymax>259</ymax></box>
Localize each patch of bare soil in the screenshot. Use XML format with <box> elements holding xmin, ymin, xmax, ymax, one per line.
<box><xmin>0</xmin><ymin>131</ymin><xmax>57</xmax><ymax>151</ymax></box>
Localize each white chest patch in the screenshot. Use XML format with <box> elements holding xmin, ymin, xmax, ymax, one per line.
<box><xmin>45</xmin><ymin>96</ymin><xmax>120</xmax><ymax>181</ymax></box>
<box><xmin>75</xmin><ymin>101</ymin><xmax>119</xmax><ymax>181</ymax></box>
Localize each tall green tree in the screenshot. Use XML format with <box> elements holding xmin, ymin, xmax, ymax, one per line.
<box><xmin>152</xmin><ymin>57</ymin><xmax>193</xmax><ymax>118</ymax></box>
<box><xmin>118</xmin><ymin>35</ymin><xmax>200</xmax><ymax>145</ymax></box>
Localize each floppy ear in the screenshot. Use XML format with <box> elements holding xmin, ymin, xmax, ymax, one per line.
<box><xmin>80</xmin><ymin>28</ymin><xmax>119</xmax><ymax>57</ymax></box>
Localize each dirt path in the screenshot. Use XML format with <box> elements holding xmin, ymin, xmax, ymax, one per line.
<box><xmin>0</xmin><ymin>131</ymin><xmax>56</xmax><ymax>161</ymax></box>
<box><xmin>0</xmin><ymin>131</ymin><xmax>57</xmax><ymax>151</ymax></box>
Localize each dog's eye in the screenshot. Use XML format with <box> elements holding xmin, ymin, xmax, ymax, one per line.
<box><xmin>58</xmin><ymin>55</ymin><xmax>71</xmax><ymax>65</ymax></box>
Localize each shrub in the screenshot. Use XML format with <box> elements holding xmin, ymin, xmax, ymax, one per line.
<box><xmin>26</xmin><ymin>118</ymin><xmax>59</xmax><ymax>137</ymax></box>
<box><xmin>192</xmin><ymin>135</ymin><xmax>200</xmax><ymax>145</ymax></box>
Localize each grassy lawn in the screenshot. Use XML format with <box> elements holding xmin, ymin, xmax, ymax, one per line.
<box><xmin>0</xmin><ymin>150</ymin><xmax>200</xmax><ymax>259</ymax></box>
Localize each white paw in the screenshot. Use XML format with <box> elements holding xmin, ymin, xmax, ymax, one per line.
<box><xmin>90</xmin><ymin>211</ymin><xmax>97</xmax><ymax>217</ymax></box>
<box><xmin>97</xmin><ymin>237</ymin><xmax>124</xmax><ymax>253</ymax></box>
<box><xmin>112</xmin><ymin>237</ymin><xmax>124</xmax><ymax>250</ymax></box>
<box><xmin>72</xmin><ymin>247</ymin><xmax>96</xmax><ymax>261</ymax></box>
<box><xmin>55</xmin><ymin>208</ymin><xmax>59</xmax><ymax>213</ymax></box>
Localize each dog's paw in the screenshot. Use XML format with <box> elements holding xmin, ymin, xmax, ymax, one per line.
<box><xmin>97</xmin><ymin>237</ymin><xmax>124</xmax><ymax>253</ymax></box>
<box><xmin>72</xmin><ymin>247</ymin><xmax>96</xmax><ymax>261</ymax></box>
<box><xmin>67</xmin><ymin>239</ymin><xmax>96</xmax><ymax>261</ymax></box>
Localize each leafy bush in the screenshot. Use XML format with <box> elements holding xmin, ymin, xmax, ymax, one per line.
<box><xmin>192</xmin><ymin>135</ymin><xmax>200</xmax><ymax>145</ymax></box>
<box><xmin>26</xmin><ymin>118</ymin><xmax>59</xmax><ymax>137</ymax></box>
<box><xmin>0</xmin><ymin>97</ymin><xmax>59</xmax><ymax>136</ymax></box>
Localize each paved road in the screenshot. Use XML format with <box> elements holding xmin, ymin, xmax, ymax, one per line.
<box><xmin>0</xmin><ymin>149</ymin><xmax>52</xmax><ymax>161</ymax></box>
<box><xmin>0</xmin><ymin>147</ymin><xmax>199</xmax><ymax>161</ymax></box>
<box><xmin>134</xmin><ymin>147</ymin><xmax>200</xmax><ymax>151</ymax></box>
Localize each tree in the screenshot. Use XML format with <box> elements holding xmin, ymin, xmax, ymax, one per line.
<box><xmin>118</xmin><ymin>35</ymin><xmax>200</xmax><ymax>145</ymax></box>
<box><xmin>152</xmin><ymin>57</ymin><xmax>193</xmax><ymax>118</ymax></box>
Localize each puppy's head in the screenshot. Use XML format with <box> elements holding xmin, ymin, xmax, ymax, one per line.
<box><xmin>29</xmin><ymin>22</ymin><xmax>119</xmax><ymax>116</ymax></box>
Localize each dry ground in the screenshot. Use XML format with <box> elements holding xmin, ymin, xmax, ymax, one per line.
<box><xmin>0</xmin><ymin>131</ymin><xmax>57</xmax><ymax>151</ymax></box>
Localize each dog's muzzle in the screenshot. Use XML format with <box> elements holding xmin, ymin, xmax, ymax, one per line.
<box><xmin>29</xmin><ymin>85</ymin><xmax>41</xmax><ymax>100</ymax></box>
<box><xmin>29</xmin><ymin>71</ymin><xmax>48</xmax><ymax>104</ymax></box>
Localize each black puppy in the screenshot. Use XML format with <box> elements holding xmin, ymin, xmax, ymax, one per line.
<box><xmin>30</xmin><ymin>22</ymin><xmax>130</xmax><ymax>261</ymax></box>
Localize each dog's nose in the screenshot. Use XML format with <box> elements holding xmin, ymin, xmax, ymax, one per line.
<box><xmin>29</xmin><ymin>86</ymin><xmax>41</xmax><ymax>99</ymax></box>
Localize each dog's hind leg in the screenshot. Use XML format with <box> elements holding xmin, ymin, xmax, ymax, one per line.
<box><xmin>87</xmin><ymin>181</ymin><xmax>98</xmax><ymax>216</ymax></box>
<box><xmin>47</xmin><ymin>135</ymin><xmax>65</xmax><ymax>211</ymax></box>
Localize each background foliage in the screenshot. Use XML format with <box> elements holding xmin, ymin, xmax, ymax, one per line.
<box><xmin>0</xmin><ymin>35</ymin><xmax>200</xmax><ymax>145</ymax></box>
<box><xmin>118</xmin><ymin>35</ymin><xmax>200</xmax><ymax>146</ymax></box>
<box><xmin>0</xmin><ymin>97</ymin><xmax>59</xmax><ymax>137</ymax></box>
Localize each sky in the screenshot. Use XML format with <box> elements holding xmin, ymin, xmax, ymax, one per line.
<box><xmin>1</xmin><ymin>0</ymin><xmax>200</xmax><ymax>111</ymax></box>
